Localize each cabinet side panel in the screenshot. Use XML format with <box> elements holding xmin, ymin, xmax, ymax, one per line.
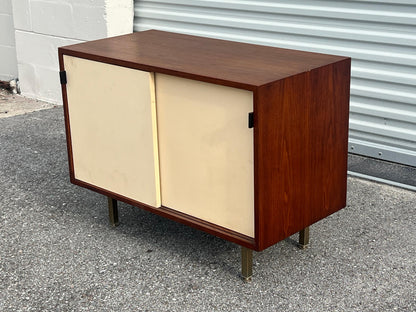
<box><xmin>64</xmin><ymin>55</ymin><xmax>161</xmax><ymax>207</ymax></box>
<box><xmin>156</xmin><ymin>74</ymin><xmax>255</xmax><ymax>238</ymax></box>
<box><xmin>256</xmin><ymin>59</ymin><xmax>351</xmax><ymax>250</ymax></box>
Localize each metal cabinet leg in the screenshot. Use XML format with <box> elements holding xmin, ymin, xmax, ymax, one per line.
<box><xmin>298</xmin><ymin>226</ymin><xmax>310</xmax><ymax>249</ymax></box>
<box><xmin>108</xmin><ymin>197</ymin><xmax>119</xmax><ymax>227</ymax></box>
<box><xmin>241</xmin><ymin>246</ymin><xmax>253</xmax><ymax>281</ymax></box>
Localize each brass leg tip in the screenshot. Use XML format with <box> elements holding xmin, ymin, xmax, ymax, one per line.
<box><xmin>242</xmin><ymin>275</ymin><xmax>252</xmax><ymax>282</ymax></box>
<box><xmin>298</xmin><ymin>243</ymin><xmax>309</xmax><ymax>249</ymax></box>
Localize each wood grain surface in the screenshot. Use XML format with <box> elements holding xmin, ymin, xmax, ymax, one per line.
<box><xmin>59</xmin><ymin>30</ymin><xmax>347</xmax><ymax>90</ymax></box>
<box><xmin>255</xmin><ymin>59</ymin><xmax>351</xmax><ymax>250</ymax></box>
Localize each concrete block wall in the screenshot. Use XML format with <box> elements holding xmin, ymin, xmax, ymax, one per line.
<box><xmin>0</xmin><ymin>0</ymin><xmax>18</xmax><ymax>81</ymax></box>
<box><xmin>12</xmin><ymin>0</ymin><xmax>133</xmax><ymax>104</ymax></box>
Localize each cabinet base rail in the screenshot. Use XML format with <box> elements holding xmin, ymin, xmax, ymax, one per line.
<box><xmin>107</xmin><ymin>197</ymin><xmax>310</xmax><ymax>280</ymax></box>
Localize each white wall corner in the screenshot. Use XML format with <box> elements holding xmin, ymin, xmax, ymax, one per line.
<box><xmin>11</xmin><ymin>0</ymin><xmax>134</xmax><ymax>104</ymax></box>
<box><xmin>14</xmin><ymin>30</ymin><xmax>82</xmax><ymax>104</ymax></box>
<box><xmin>105</xmin><ymin>0</ymin><xmax>134</xmax><ymax>37</ymax></box>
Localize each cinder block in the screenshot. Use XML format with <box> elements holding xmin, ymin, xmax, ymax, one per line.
<box><xmin>31</xmin><ymin>0</ymin><xmax>74</xmax><ymax>38</ymax></box>
<box><xmin>15</xmin><ymin>30</ymin><xmax>81</xmax><ymax>69</ymax></box>
<box><xmin>15</xmin><ymin>31</ymin><xmax>81</xmax><ymax>103</ymax></box>
<box><xmin>36</xmin><ymin>65</ymin><xmax>63</xmax><ymax>104</ymax></box>
<box><xmin>73</xmin><ymin>4</ymin><xmax>107</xmax><ymax>40</ymax></box>
<box><xmin>0</xmin><ymin>14</ymin><xmax>16</xmax><ymax>46</ymax></box>
<box><xmin>0</xmin><ymin>0</ymin><xmax>12</xmax><ymax>14</ymax></box>
<box><xmin>0</xmin><ymin>45</ymin><xmax>18</xmax><ymax>80</ymax></box>
<box><xmin>17</xmin><ymin>62</ymin><xmax>38</xmax><ymax>97</ymax></box>
<box><xmin>18</xmin><ymin>63</ymin><xmax>62</xmax><ymax>104</ymax></box>
<box><xmin>105</xmin><ymin>0</ymin><xmax>134</xmax><ymax>37</ymax></box>
<box><xmin>11</xmin><ymin>0</ymin><xmax>32</xmax><ymax>31</ymax></box>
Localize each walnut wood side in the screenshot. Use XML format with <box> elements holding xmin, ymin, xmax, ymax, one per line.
<box><xmin>255</xmin><ymin>60</ymin><xmax>350</xmax><ymax>250</ymax></box>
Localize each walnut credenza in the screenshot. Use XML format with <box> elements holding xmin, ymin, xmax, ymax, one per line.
<box><xmin>58</xmin><ymin>30</ymin><xmax>350</xmax><ymax>280</ymax></box>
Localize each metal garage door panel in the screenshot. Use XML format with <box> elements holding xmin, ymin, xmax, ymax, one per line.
<box><xmin>134</xmin><ymin>0</ymin><xmax>416</xmax><ymax>166</ymax></box>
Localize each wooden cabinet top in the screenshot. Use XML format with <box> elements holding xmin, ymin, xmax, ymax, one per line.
<box><xmin>59</xmin><ymin>30</ymin><xmax>348</xmax><ymax>90</ymax></box>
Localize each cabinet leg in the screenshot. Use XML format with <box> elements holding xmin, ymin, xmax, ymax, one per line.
<box><xmin>108</xmin><ymin>197</ymin><xmax>119</xmax><ymax>227</ymax></box>
<box><xmin>241</xmin><ymin>246</ymin><xmax>253</xmax><ymax>281</ymax></box>
<box><xmin>298</xmin><ymin>226</ymin><xmax>310</xmax><ymax>249</ymax></box>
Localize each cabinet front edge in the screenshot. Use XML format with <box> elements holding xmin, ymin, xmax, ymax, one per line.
<box><xmin>70</xmin><ymin>177</ymin><xmax>256</xmax><ymax>249</ymax></box>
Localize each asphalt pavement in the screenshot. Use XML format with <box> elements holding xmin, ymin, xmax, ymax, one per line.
<box><xmin>0</xmin><ymin>105</ymin><xmax>415</xmax><ymax>312</ymax></box>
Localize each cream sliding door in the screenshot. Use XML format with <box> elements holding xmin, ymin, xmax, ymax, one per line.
<box><xmin>156</xmin><ymin>74</ymin><xmax>255</xmax><ymax>237</ymax></box>
<box><xmin>64</xmin><ymin>56</ymin><xmax>161</xmax><ymax>207</ymax></box>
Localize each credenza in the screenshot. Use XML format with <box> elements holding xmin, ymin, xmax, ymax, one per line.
<box><xmin>58</xmin><ymin>30</ymin><xmax>350</xmax><ymax>280</ymax></box>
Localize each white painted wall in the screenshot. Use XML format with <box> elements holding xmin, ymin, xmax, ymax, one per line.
<box><xmin>12</xmin><ymin>0</ymin><xmax>134</xmax><ymax>104</ymax></box>
<box><xmin>0</xmin><ymin>0</ymin><xmax>18</xmax><ymax>81</ymax></box>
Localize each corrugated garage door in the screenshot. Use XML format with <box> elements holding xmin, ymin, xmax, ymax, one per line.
<box><xmin>133</xmin><ymin>0</ymin><xmax>416</xmax><ymax>167</ymax></box>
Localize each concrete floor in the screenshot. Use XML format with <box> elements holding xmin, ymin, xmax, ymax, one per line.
<box><xmin>0</xmin><ymin>94</ymin><xmax>415</xmax><ymax>311</ymax></box>
<box><xmin>0</xmin><ymin>89</ymin><xmax>54</xmax><ymax>118</ymax></box>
